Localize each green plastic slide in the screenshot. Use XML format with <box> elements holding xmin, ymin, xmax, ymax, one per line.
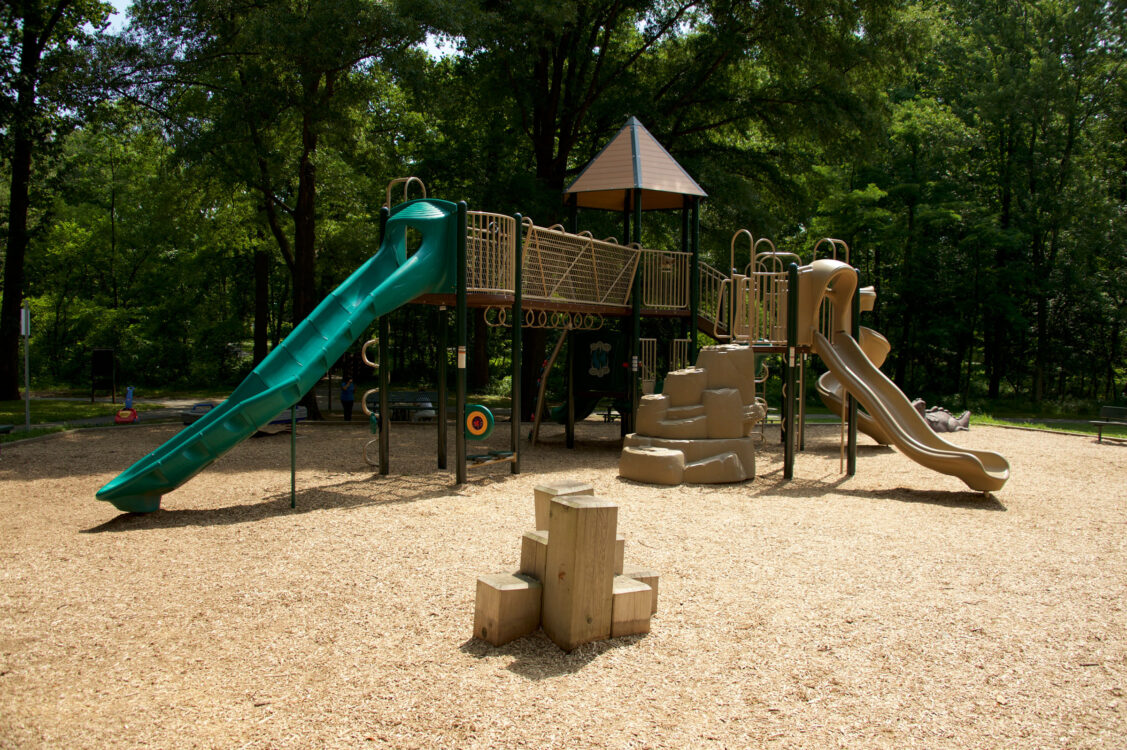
<box><xmin>96</xmin><ymin>199</ymin><xmax>459</xmax><ymax>513</ymax></box>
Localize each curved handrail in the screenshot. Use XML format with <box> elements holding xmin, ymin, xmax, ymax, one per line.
<box><xmin>730</xmin><ymin>228</ymin><xmax>754</xmax><ymax>276</ymax></box>
<box><xmin>384</xmin><ymin>177</ymin><xmax>426</xmax><ymax>209</ymax></box>
<box><xmin>361</xmin><ymin>388</ymin><xmax>380</xmax><ymax>417</ymax></box>
<box><xmin>714</xmin><ymin>277</ymin><xmax>732</xmax><ymax>340</ymax></box>
<box><xmin>361</xmin><ymin>339</ymin><xmax>379</xmax><ymax>368</ymax></box>
<box><xmin>812</xmin><ymin>237</ymin><xmax>849</xmax><ymax>265</ymax></box>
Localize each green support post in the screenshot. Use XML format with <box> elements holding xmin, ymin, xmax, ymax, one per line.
<box><xmin>438</xmin><ymin>305</ymin><xmax>448</xmax><ymax>470</ymax></box>
<box><xmin>295</xmin><ymin>403</ymin><xmax>299</xmax><ymax>509</ymax></box>
<box><xmin>848</xmin><ymin>268</ymin><xmax>860</xmax><ymax>476</ymax></box>
<box><xmin>784</xmin><ymin>263</ymin><xmax>799</xmax><ymax>480</ymax></box>
<box><xmin>379</xmin><ymin>314</ymin><xmax>390</xmax><ymax>475</ymax></box>
<box><xmin>689</xmin><ymin>198</ymin><xmax>700</xmax><ymax>361</ymax></box>
<box><xmin>511</xmin><ymin>214</ymin><xmax>523</xmax><ymax>474</ymax></box>
<box><xmin>680</xmin><ymin>200</ymin><xmax>690</xmax><ymax>340</ymax></box>
<box><xmin>631</xmin><ymin>190</ymin><xmax>642</xmax><ymax>433</ymax></box>
<box><xmin>456</xmin><ymin>202</ymin><xmax>467</xmax><ymax>484</ymax></box>
<box><xmin>565</xmin><ymin>336</ymin><xmax>575</xmax><ymax>449</ymax></box>
<box><xmin>378</xmin><ymin>206</ymin><xmax>390</xmax><ymax>476</ymax></box>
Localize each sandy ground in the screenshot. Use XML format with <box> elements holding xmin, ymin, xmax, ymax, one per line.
<box><xmin>1</xmin><ymin>420</ymin><xmax>1124</xmax><ymax>748</ymax></box>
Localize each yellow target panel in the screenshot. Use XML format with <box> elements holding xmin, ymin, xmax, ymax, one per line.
<box><xmin>464</xmin><ymin>405</ymin><xmax>494</xmax><ymax>441</ymax></box>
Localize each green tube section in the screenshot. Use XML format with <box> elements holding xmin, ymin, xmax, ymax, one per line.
<box><xmin>96</xmin><ymin>199</ymin><xmax>459</xmax><ymax>513</ymax></box>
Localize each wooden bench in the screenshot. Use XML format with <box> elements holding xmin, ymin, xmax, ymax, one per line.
<box><xmin>0</xmin><ymin>424</ymin><xmax>13</xmax><ymax>456</ymax></box>
<box><xmin>364</xmin><ymin>391</ymin><xmax>438</xmax><ymax>423</ymax></box>
<box><xmin>1092</xmin><ymin>405</ymin><xmax>1127</xmax><ymax>443</ymax></box>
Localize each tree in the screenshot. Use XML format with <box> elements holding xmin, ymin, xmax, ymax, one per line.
<box><xmin>112</xmin><ymin>0</ymin><xmax>433</xmax><ymax>413</ymax></box>
<box><xmin>1</xmin><ymin>0</ymin><xmax>110</xmax><ymax>399</ymax></box>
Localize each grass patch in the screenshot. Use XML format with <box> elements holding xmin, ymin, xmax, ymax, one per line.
<box><xmin>974</xmin><ymin>414</ymin><xmax>1127</xmax><ymax>439</ymax></box>
<box><xmin>0</xmin><ymin>426</ymin><xmax>68</xmax><ymax>444</ymax></box>
<box><xmin>0</xmin><ymin>400</ymin><xmax>165</xmax><ymax>425</ymax></box>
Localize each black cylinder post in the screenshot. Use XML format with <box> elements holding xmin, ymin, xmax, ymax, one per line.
<box><xmin>378</xmin><ymin>207</ymin><xmax>390</xmax><ymax>476</ymax></box>
<box><xmin>631</xmin><ymin>190</ymin><xmax>642</xmax><ymax>433</ymax></box>
<box><xmin>438</xmin><ymin>305</ymin><xmax>448</xmax><ymax>470</ymax></box>
<box><xmin>689</xmin><ymin>198</ymin><xmax>700</xmax><ymax>361</ymax></box>
<box><xmin>512</xmin><ymin>214</ymin><xmax>523</xmax><ymax>474</ymax></box>
<box><xmin>784</xmin><ymin>263</ymin><xmax>799</xmax><ymax>480</ymax></box>
<box><xmin>848</xmin><ymin>268</ymin><xmax>860</xmax><ymax>476</ymax></box>
<box><xmin>456</xmin><ymin>202</ymin><xmax>468</xmax><ymax>484</ymax></box>
<box><xmin>379</xmin><ymin>314</ymin><xmax>390</xmax><ymax>475</ymax></box>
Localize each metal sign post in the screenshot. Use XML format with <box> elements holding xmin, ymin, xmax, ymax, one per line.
<box><xmin>21</xmin><ymin>307</ymin><xmax>30</xmax><ymax>432</ymax></box>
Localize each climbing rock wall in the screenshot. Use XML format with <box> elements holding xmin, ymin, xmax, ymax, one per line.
<box><xmin>620</xmin><ymin>344</ymin><xmax>765</xmax><ymax>485</ymax></box>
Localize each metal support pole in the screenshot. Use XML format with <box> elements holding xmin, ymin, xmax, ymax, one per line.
<box><xmin>784</xmin><ymin>263</ymin><xmax>799</xmax><ymax>480</ymax></box>
<box><xmin>378</xmin><ymin>206</ymin><xmax>390</xmax><ymax>475</ymax></box>
<box><xmin>680</xmin><ymin>201</ymin><xmax>690</xmax><ymax>340</ymax></box>
<box><xmin>290</xmin><ymin>406</ymin><xmax>297</xmax><ymax>509</ymax></box>
<box><xmin>438</xmin><ymin>305</ymin><xmax>448</xmax><ymax>469</ymax></box>
<box><xmin>689</xmin><ymin>198</ymin><xmax>700</xmax><ymax>361</ymax></box>
<box><xmin>565</xmin><ymin>336</ymin><xmax>575</xmax><ymax>449</ymax></box>
<box><xmin>379</xmin><ymin>314</ymin><xmax>390</xmax><ymax>475</ymax></box>
<box><xmin>22</xmin><ymin>306</ymin><xmax>30</xmax><ymax>432</ymax></box>
<box><xmin>631</xmin><ymin>190</ymin><xmax>642</xmax><ymax>434</ymax></box>
<box><xmin>456</xmin><ymin>202</ymin><xmax>468</xmax><ymax>484</ymax></box>
<box><xmin>848</xmin><ymin>269</ymin><xmax>860</xmax><ymax>476</ymax></box>
<box><xmin>511</xmin><ymin>214</ymin><xmax>523</xmax><ymax>474</ymax></box>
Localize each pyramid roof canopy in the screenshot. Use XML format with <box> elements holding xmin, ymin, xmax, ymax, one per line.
<box><xmin>564</xmin><ymin>117</ymin><xmax>707</xmax><ymax>211</ymax></box>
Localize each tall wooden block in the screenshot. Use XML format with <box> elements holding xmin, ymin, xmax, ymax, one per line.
<box><xmin>542</xmin><ymin>495</ymin><xmax>618</xmax><ymax>651</ymax></box>
<box><xmin>518</xmin><ymin>530</ymin><xmax>549</xmax><ymax>581</ymax></box>
<box><xmin>473</xmin><ymin>573</ymin><xmax>542</xmax><ymax>647</ymax></box>
<box><xmin>611</xmin><ymin>575</ymin><xmax>653</xmax><ymax>637</ymax></box>
<box><xmin>533</xmin><ymin>481</ymin><xmax>594</xmax><ymax>530</ymax></box>
<box><xmin>522</xmin><ymin>530</ymin><xmax>623</xmax><ymax>580</ymax></box>
<box><xmin>620</xmin><ymin>563</ymin><xmax>660</xmax><ymax>614</ymax></box>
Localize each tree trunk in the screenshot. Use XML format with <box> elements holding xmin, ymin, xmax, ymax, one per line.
<box><xmin>0</xmin><ymin>30</ymin><xmax>40</xmax><ymax>401</ymax></box>
<box><xmin>293</xmin><ymin>106</ymin><xmax>322</xmax><ymax>418</ymax></box>
<box><xmin>253</xmin><ymin>249</ymin><xmax>269</xmax><ymax>365</ymax></box>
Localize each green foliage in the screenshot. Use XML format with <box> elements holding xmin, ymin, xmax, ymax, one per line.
<box><xmin>6</xmin><ymin>0</ymin><xmax>1123</xmax><ymax>412</ymax></box>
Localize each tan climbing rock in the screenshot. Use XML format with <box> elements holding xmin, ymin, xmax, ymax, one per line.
<box><xmin>619</xmin><ymin>445</ymin><xmax>685</xmax><ymax>485</ymax></box>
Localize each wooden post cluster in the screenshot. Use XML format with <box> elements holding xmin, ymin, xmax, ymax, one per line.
<box><xmin>473</xmin><ymin>481</ymin><xmax>659</xmax><ymax>651</ymax></box>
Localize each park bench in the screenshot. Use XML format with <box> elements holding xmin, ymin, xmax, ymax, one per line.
<box><xmin>0</xmin><ymin>424</ymin><xmax>12</xmax><ymax>456</ymax></box>
<box><xmin>1092</xmin><ymin>405</ymin><xmax>1127</xmax><ymax>443</ymax></box>
<box><xmin>364</xmin><ymin>390</ymin><xmax>438</xmax><ymax>423</ymax></box>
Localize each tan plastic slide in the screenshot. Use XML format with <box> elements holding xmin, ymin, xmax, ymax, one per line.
<box><xmin>813</xmin><ymin>330</ymin><xmax>1009</xmax><ymax>492</ymax></box>
<box><xmin>797</xmin><ymin>258</ymin><xmax>1009</xmax><ymax>493</ymax></box>
<box><xmin>816</xmin><ymin>326</ymin><xmax>894</xmax><ymax>446</ymax></box>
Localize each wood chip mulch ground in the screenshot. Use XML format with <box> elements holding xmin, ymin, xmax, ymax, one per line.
<box><xmin>1</xmin><ymin>420</ymin><xmax>1124</xmax><ymax>748</ymax></box>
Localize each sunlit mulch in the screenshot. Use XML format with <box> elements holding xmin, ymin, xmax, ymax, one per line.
<box><xmin>1</xmin><ymin>420</ymin><xmax>1124</xmax><ymax>748</ymax></box>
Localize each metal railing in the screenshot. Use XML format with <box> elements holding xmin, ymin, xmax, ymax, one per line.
<box><xmin>670</xmin><ymin>338</ymin><xmax>691</xmax><ymax>371</ymax></box>
<box><xmin>639</xmin><ymin>249</ymin><xmax>690</xmax><ymax>309</ymax></box>
<box><xmin>698</xmin><ymin>261</ymin><xmax>730</xmax><ymax>338</ymax></box>
<box><xmin>466</xmin><ymin>211</ymin><xmax>518</xmax><ymax>294</ymax></box>
<box><xmin>640</xmin><ymin>337</ymin><xmax>657</xmax><ymax>383</ymax></box>
<box><xmin>520</xmin><ymin>220</ymin><xmax>641</xmax><ymax>307</ymax></box>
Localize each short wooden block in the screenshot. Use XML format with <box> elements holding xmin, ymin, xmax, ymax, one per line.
<box><xmin>533</xmin><ymin>480</ymin><xmax>594</xmax><ymax>530</ymax></box>
<box><xmin>620</xmin><ymin>563</ymin><xmax>660</xmax><ymax>614</ymax></box>
<box><xmin>473</xmin><ymin>573</ymin><xmax>542</xmax><ymax>647</ymax></box>
<box><xmin>611</xmin><ymin>575</ymin><xmax>653</xmax><ymax>637</ymax></box>
<box><xmin>518</xmin><ymin>530</ymin><xmax>549</xmax><ymax>581</ymax></box>
<box><xmin>542</xmin><ymin>495</ymin><xmax>618</xmax><ymax>652</ymax></box>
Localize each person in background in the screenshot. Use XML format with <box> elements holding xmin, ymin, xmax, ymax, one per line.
<box><xmin>340</xmin><ymin>376</ymin><xmax>356</xmax><ymax>421</ymax></box>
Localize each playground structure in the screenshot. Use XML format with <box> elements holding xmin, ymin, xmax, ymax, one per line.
<box><xmin>96</xmin><ymin>117</ymin><xmax>1009</xmax><ymax>513</ymax></box>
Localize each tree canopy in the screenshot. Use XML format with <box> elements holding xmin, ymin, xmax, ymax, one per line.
<box><xmin>2</xmin><ymin>0</ymin><xmax>1124</xmax><ymax>408</ymax></box>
